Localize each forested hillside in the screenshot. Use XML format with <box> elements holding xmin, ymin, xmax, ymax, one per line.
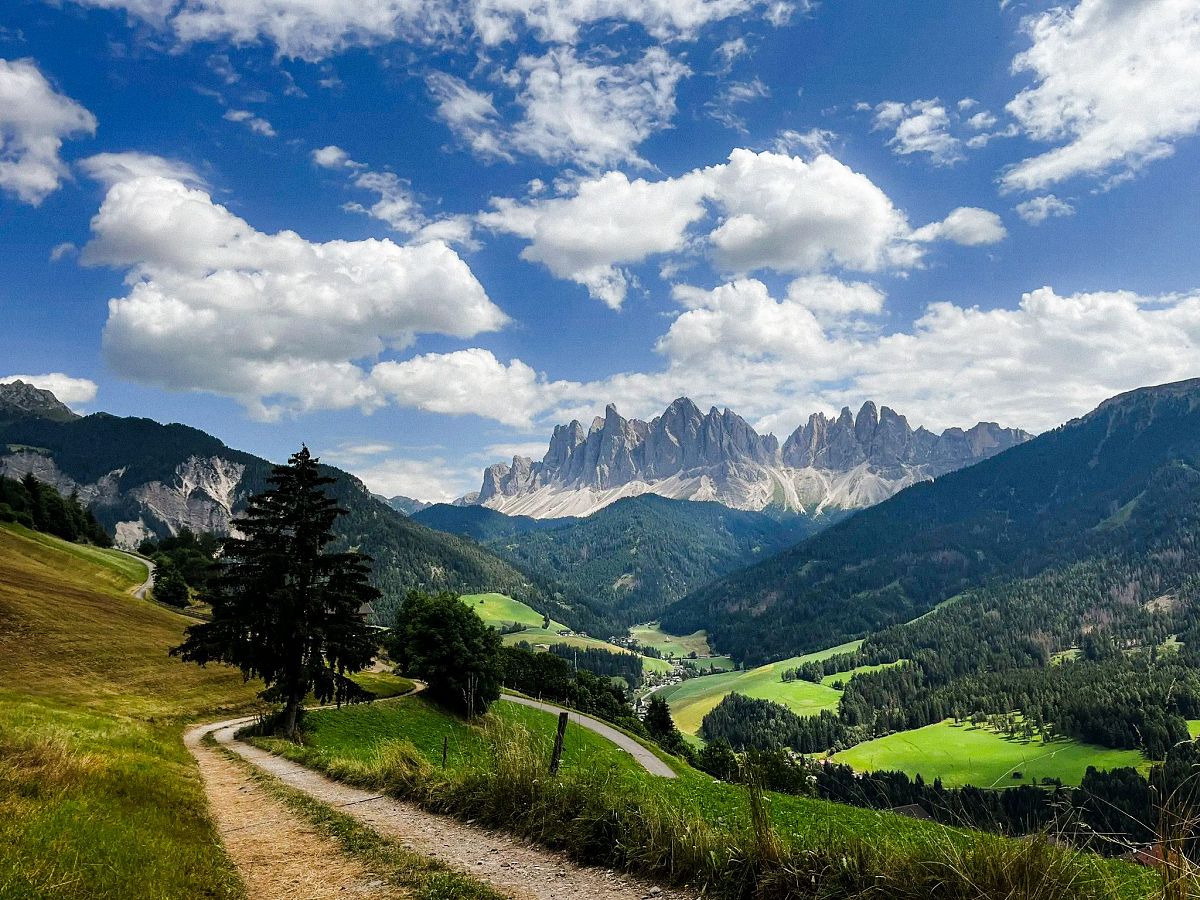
<box><xmin>0</xmin><ymin>410</ymin><xmax>552</xmax><ymax>624</ymax></box>
<box><xmin>665</xmin><ymin>379</ymin><xmax>1200</xmax><ymax>663</ymax></box>
<box><xmin>437</xmin><ymin>494</ymin><xmax>821</xmax><ymax>635</ymax></box>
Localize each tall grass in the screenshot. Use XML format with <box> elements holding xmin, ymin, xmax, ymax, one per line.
<box><xmin>252</xmin><ymin>713</ymin><xmax>1157</xmax><ymax>900</ymax></box>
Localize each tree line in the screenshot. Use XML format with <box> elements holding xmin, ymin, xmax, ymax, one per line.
<box><xmin>0</xmin><ymin>473</ymin><xmax>110</xmax><ymax>546</ymax></box>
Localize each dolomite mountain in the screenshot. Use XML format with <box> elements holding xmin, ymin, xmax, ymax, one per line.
<box><xmin>475</xmin><ymin>398</ymin><xmax>1033</xmax><ymax>518</ymax></box>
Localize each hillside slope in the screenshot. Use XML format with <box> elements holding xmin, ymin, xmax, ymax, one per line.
<box><xmin>664</xmin><ymin>379</ymin><xmax>1200</xmax><ymax>663</ymax></box>
<box><xmin>428</xmin><ymin>494</ymin><xmax>822</xmax><ymax>635</ymax></box>
<box><xmin>0</xmin><ymin>523</ymin><xmax>261</xmax><ymax>898</ymax></box>
<box><xmin>0</xmin><ymin>408</ymin><xmax>552</xmax><ymax>625</ymax></box>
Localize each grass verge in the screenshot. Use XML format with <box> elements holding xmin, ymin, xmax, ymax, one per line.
<box><xmin>248</xmin><ymin>694</ymin><xmax>1161</xmax><ymax>900</ymax></box>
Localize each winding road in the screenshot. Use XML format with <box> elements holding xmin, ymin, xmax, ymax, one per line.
<box><xmin>188</xmin><ymin>713</ymin><xmax>691</xmax><ymax>900</ymax></box>
<box><xmin>501</xmin><ymin>694</ymin><xmax>677</xmax><ymax>778</ymax></box>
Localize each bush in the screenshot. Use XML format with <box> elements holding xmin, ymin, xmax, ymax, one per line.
<box><xmin>387</xmin><ymin>591</ymin><xmax>501</xmax><ymax>717</ymax></box>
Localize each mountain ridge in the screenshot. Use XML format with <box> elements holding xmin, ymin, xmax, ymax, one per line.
<box><xmin>661</xmin><ymin>377</ymin><xmax>1200</xmax><ymax>664</ymax></box>
<box><xmin>473</xmin><ymin>397</ymin><xmax>1031</xmax><ymax>518</ymax></box>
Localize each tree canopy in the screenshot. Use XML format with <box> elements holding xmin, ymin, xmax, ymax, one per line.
<box><xmin>171</xmin><ymin>447</ymin><xmax>378</xmax><ymax>736</ymax></box>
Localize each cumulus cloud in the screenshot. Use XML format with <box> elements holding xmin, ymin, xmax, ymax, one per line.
<box><xmin>562</xmin><ymin>282</ymin><xmax>1200</xmax><ymax>437</ymax></box>
<box><xmin>0</xmin><ymin>58</ymin><xmax>96</xmax><ymax>205</ymax></box>
<box><xmin>370</xmin><ymin>348</ymin><xmax>574</xmax><ymax>428</ymax></box>
<box><xmin>1003</xmin><ymin>0</ymin><xmax>1200</xmax><ymax>192</ymax></box>
<box><xmin>0</xmin><ymin>373</ymin><xmax>98</xmax><ymax>406</ymax></box>
<box><xmin>80</xmin><ymin>167</ymin><xmax>508</xmax><ymax>420</ymax></box>
<box><xmin>223</xmin><ymin>108</ymin><xmax>276</xmax><ymax>137</ymax></box>
<box><xmin>482</xmin><ymin>149</ymin><xmax>1004</xmax><ymax>306</ymax></box>
<box><xmin>78</xmin><ymin>150</ymin><xmax>202</xmax><ymax>188</ymax></box>
<box><xmin>874</xmin><ymin>98</ymin><xmax>963</xmax><ymax>165</ymax></box>
<box><xmin>342</xmin><ymin>452</ymin><xmax>480</xmax><ymax>502</ymax></box>
<box><xmin>479</xmin><ymin>168</ymin><xmax>710</xmax><ymax>308</ymax></box>
<box><xmin>434</xmin><ymin>47</ymin><xmax>689</xmax><ymax>170</ymax></box>
<box><xmin>909</xmin><ymin>207</ymin><xmax>1007</xmax><ymax>246</ymax></box>
<box><xmin>1015</xmin><ymin>194</ymin><xmax>1075</xmax><ymax>225</ymax></box>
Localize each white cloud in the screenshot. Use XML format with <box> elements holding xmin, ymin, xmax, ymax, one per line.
<box><xmin>223</xmin><ymin>108</ymin><xmax>276</xmax><ymax>137</ymax></box>
<box><xmin>0</xmin><ymin>58</ymin><xmax>96</xmax><ymax>205</ymax></box>
<box><xmin>909</xmin><ymin>207</ymin><xmax>1007</xmax><ymax>246</ymax></box>
<box><xmin>712</xmin><ymin>36</ymin><xmax>751</xmax><ymax>73</ymax></box>
<box><xmin>311</xmin><ymin>144</ymin><xmax>357</xmax><ymax>169</ymax></box>
<box><xmin>479</xmin><ymin>168</ymin><xmax>710</xmax><ymax>308</ymax></box>
<box><xmin>0</xmin><ymin>373</ymin><xmax>98</xmax><ymax>406</ymax></box>
<box><xmin>349</xmin><ymin>454</ymin><xmax>479</xmax><ymax>503</ymax></box>
<box><xmin>470</xmin><ymin>0</ymin><xmax>792</xmax><ymax>46</ymax></box>
<box><xmin>49</xmin><ymin>241</ymin><xmax>77</xmax><ymax>261</ymax></box>
<box><xmin>771</xmin><ymin>127</ymin><xmax>834</xmax><ymax>156</ymax></box>
<box><xmin>874</xmin><ymin>98</ymin><xmax>962</xmax><ymax>165</ymax></box>
<box><xmin>784</xmin><ymin>274</ymin><xmax>885</xmax><ymax>321</ymax></box>
<box><xmin>1003</xmin><ymin>0</ymin><xmax>1200</xmax><ymax>192</ymax></box>
<box><xmin>426</xmin><ymin>72</ymin><xmax>510</xmax><ymax>161</ymax></box>
<box><xmin>562</xmin><ymin>282</ymin><xmax>1200</xmax><ymax>436</ymax></box>
<box><xmin>311</xmin><ymin>144</ymin><xmax>472</xmax><ymax>243</ymax></box>
<box><xmin>966</xmin><ymin>110</ymin><xmax>997</xmax><ymax>131</ymax></box>
<box><xmin>66</xmin><ymin>0</ymin><xmax>791</xmax><ymax>61</ymax></box>
<box><xmin>1014</xmin><ymin>194</ymin><xmax>1075</xmax><ymax>225</ymax></box>
<box><xmin>510</xmin><ymin>46</ymin><xmax>689</xmax><ymax>169</ymax></box>
<box><xmin>429</xmin><ymin>47</ymin><xmax>690</xmax><ymax>170</ymax></box>
<box><xmin>705</xmin><ymin>77</ymin><xmax>769</xmax><ymax>132</ymax></box>
<box><xmin>370</xmin><ymin>348</ymin><xmax>574</xmax><ymax>428</ymax></box>
<box><xmin>78</xmin><ymin>150</ymin><xmax>202</xmax><ymax>188</ymax></box>
<box><xmin>80</xmin><ymin>168</ymin><xmax>508</xmax><ymax>420</ymax></box>
<box><xmin>482</xmin><ymin>148</ymin><xmax>1001</xmax><ymax>306</ymax></box>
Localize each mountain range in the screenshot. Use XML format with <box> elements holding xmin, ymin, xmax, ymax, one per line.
<box><xmin>473</xmin><ymin>397</ymin><xmax>1031</xmax><ymax>518</ymax></box>
<box><xmin>662</xmin><ymin>378</ymin><xmax>1200</xmax><ymax>663</ymax></box>
<box><xmin>0</xmin><ymin>382</ymin><xmax>550</xmax><ymax>624</ymax></box>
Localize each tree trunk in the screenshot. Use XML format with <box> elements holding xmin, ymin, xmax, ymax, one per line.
<box><xmin>282</xmin><ymin>694</ymin><xmax>301</xmax><ymax>740</ymax></box>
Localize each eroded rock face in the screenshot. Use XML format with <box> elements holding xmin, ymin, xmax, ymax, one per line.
<box><xmin>475</xmin><ymin>397</ymin><xmax>1032</xmax><ymax>518</ymax></box>
<box><xmin>0</xmin><ymin>451</ymin><xmax>248</xmax><ymax>548</ymax></box>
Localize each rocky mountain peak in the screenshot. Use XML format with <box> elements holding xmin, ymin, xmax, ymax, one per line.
<box><xmin>0</xmin><ymin>380</ymin><xmax>80</xmax><ymax>424</ymax></box>
<box><xmin>475</xmin><ymin>396</ymin><xmax>1033</xmax><ymax>517</ymax></box>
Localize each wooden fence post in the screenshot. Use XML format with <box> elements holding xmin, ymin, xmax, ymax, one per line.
<box><xmin>442</xmin><ymin>734</ymin><xmax>448</xmax><ymax>769</ymax></box>
<box><xmin>549</xmin><ymin>711</ymin><xmax>569</xmax><ymax>775</ymax></box>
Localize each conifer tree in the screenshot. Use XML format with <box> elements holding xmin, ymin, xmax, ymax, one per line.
<box><xmin>171</xmin><ymin>447</ymin><xmax>378</xmax><ymax>737</ymax></box>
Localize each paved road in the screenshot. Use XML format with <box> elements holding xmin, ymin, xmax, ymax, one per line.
<box><xmin>125</xmin><ymin>553</ymin><xmax>155</xmax><ymax>599</ymax></box>
<box><xmin>501</xmin><ymin>693</ymin><xmax>678</xmax><ymax>778</ymax></box>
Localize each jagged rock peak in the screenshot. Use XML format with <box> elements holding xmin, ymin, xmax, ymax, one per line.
<box><xmin>476</xmin><ymin>396</ymin><xmax>1034</xmax><ymax>514</ymax></box>
<box><xmin>0</xmin><ymin>380</ymin><xmax>79</xmax><ymax>423</ymax></box>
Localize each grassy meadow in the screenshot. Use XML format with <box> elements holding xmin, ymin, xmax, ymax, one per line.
<box><xmin>459</xmin><ymin>591</ymin><xmax>675</xmax><ymax>674</ymax></box>
<box><xmin>630</xmin><ymin>622</ymin><xmax>713</xmax><ymax>657</ymax></box>
<box><xmin>833</xmin><ymin>719</ymin><xmax>1150</xmax><ymax>788</ymax></box>
<box><xmin>0</xmin><ymin>523</ymin><xmax>265</xmax><ymax>899</ymax></box>
<box><xmin>249</xmin><ymin>690</ymin><xmax>1159</xmax><ymax>900</ymax></box>
<box><xmin>657</xmin><ymin>639</ymin><xmax>863</xmax><ymax>735</ymax></box>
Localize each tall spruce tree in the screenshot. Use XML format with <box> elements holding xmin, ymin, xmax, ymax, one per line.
<box><xmin>171</xmin><ymin>447</ymin><xmax>378</xmax><ymax>737</ymax></box>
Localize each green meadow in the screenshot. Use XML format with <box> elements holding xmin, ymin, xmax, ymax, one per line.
<box><xmin>657</xmin><ymin>640</ymin><xmax>862</xmax><ymax>735</ymax></box>
<box><xmin>0</xmin><ymin>523</ymin><xmax>263</xmax><ymax>900</ymax></box>
<box><xmin>833</xmin><ymin>719</ymin><xmax>1151</xmax><ymax>788</ymax></box>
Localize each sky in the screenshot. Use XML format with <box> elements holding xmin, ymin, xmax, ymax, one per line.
<box><xmin>2</xmin><ymin>0</ymin><xmax>1199</xmax><ymax>502</ymax></box>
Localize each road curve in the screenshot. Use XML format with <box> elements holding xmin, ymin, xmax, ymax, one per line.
<box><xmin>501</xmin><ymin>693</ymin><xmax>678</xmax><ymax>778</ymax></box>
<box><xmin>189</xmin><ymin>715</ymin><xmax>691</xmax><ymax>900</ymax></box>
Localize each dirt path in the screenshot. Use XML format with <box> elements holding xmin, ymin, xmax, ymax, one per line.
<box><xmin>500</xmin><ymin>694</ymin><xmax>678</xmax><ymax>778</ymax></box>
<box><xmin>195</xmin><ymin>716</ymin><xmax>693</xmax><ymax>900</ymax></box>
<box><xmin>183</xmin><ymin>722</ymin><xmax>401</xmax><ymax>899</ymax></box>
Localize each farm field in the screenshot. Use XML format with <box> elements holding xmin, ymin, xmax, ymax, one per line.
<box><xmin>629</xmin><ymin>622</ymin><xmax>712</xmax><ymax>658</ymax></box>
<box><xmin>832</xmin><ymin>719</ymin><xmax>1150</xmax><ymax>788</ymax></box>
<box><xmin>0</xmin><ymin>523</ymin><xmax>262</xmax><ymax>899</ymax></box>
<box><xmin>458</xmin><ymin>592</ymin><xmax>674</xmax><ymax>675</ymax></box>
<box><xmin>657</xmin><ymin>640</ymin><xmax>862</xmax><ymax>735</ymax></box>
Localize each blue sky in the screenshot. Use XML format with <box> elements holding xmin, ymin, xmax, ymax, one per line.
<box><xmin>2</xmin><ymin>0</ymin><xmax>1199</xmax><ymax>500</ymax></box>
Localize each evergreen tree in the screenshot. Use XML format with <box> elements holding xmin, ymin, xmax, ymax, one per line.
<box><xmin>171</xmin><ymin>447</ymin><xmax>378</xmax><ymax>738</ymax></box>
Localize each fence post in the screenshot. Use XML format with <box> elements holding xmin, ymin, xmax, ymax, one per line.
<box><xmin>549</xmin><ymin>711</ymin><xmax>569</xmax><ymax>775</ymax></box>
<box><xmin>442</xmin><ymin>734</ymin><xmax>448</xmax><ymax>769</ymax></box>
